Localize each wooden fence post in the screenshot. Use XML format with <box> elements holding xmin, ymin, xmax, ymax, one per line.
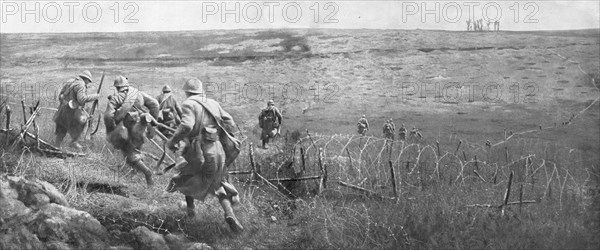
<box><xmin>300</xmin><ymin>147</ymin><xmax>306</xmax><ymax>172</ymax></box>
<box><xmin>389</xmin><ymin>160</ymin><xmax>398</xmax><ymax>199</ymax></box>
<box><xmin>249</xmin><ymin>143</ymin><xmax>258</xmax><ymax>181</ymax></box>
<box><xmin>20</xmin><ymin>100</ymin><xmax>27</xmax><ymax>125</ymax></box>
<box><xmin>454</xmin><ymin>140</ymin><xmax>462</xmax><ymax>155</ymax></box>
<box><xmin>317</xmin><ymin>147</ymin><xmax>326</xmax><ymax>194</ymax></box>
<box><xmin>5</xmin><ymin>105</ymin><xmax>11</xmax><ymax>145</ymax></box>
<box><xmin>502</xmin><ymin>171</ymin><xmax>514</xmax><ymax>216</ymax></box>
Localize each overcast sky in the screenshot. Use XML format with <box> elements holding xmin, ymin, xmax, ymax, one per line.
<box><xmin>1</xmin><ymin>1</ymin><xmax>599</xmax><ymax>33</ymax></box>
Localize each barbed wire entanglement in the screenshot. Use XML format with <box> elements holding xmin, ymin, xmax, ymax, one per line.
<box><xmin>292</xmin><ymin>132</ymin><xmax>598</xmax><ymax>202</ymax></box>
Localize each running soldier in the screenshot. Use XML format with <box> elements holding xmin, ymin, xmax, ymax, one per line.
<box><xmin>156</xmin><ymin>85</ymin><xmax>183</xmax><ymax>138</ymax></box>
<box><xmin>357</xmin><ymin>115</ymin><xmax>369</xmax><ymax>136</ymax></box>
<box><xmin>53</xmin><ymin>70</ymin><xmax>100</xmax><ymax>150</ymax></box>
<box><xmin>104</xmin><ymin>75</ymin><xmax>159</xmax><ymax>186</ymax></box>
<box><xmin>166</xmin><ymin>77</ymin><xmax>244</xmax><ymax>233</ymax></box>
<box><xmin>258</xmin><ymin>100</ymin><xmax>282</xmax><ymax>149</ymax></box>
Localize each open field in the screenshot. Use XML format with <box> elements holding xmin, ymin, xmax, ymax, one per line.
<box><xmin>1</xmin><ymin>29</ymin><xmax>599</xmax><ymax>249</ymax></box>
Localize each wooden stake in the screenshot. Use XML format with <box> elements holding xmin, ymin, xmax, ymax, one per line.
<box><xmin>436</xmin><ymin>140</ymin><xmax>440</xmax><ymax>157</ymax></box>
<box><xmin>20</xmin><ymin>100</ymin><xmax>27</xmax><ymax>125</ymax></box>
<box><xmin>389</xmin><ymin>160</ymin><xmax>398</xmax><ymax>198</ymax></box>
<box><xmin>249</xmin><ymin>143</ymin><xmax>258</xmax><ymax>181</ymax></box>
<box><xmin>454</xmin><ymin>140</ymin><xmax>462</xmax><ymax>155</ymax></box>
<box><xmin>502</xmin><ymin>171</ymin><xmax>514</xmax><ymax>216</ymax></box>
<box><xmin>300</xmin><ymin>147</ymin><xmax>306</xmax><ymax>172</ymax></box>
<box><xmin>5</xmin><ymin>105</ymin><xmax>10</xmax><ymax>145</ymax></box>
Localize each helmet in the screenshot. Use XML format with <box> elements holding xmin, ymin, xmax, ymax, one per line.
<box><xmin>183</xmin><ymin>78</ymin><xmax>203</xmax><ymax>94</ymax></box>
<box><xmin>79</xmin><ymin>70</ymin><xmax>93</xmax><ymax>82</ymax></box>
<box><xmin>162</xmin><ymin>85</ymin><xmax>172</xmax><ymax>93</ymax></box>
<box><xmin>267</xmin><ymin>100</ymin><xmax>274</xmax><ymax>105</ymax></box>
<box><xmin>114</xmin><ymin>75</ymin><xmax>129</xmax><ymax>87</ymax></box>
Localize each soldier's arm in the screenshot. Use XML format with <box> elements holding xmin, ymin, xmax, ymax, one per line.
<box><xmin>74</xmin><ymin>82</ymin><xmax>99</xmax><ymax>104</ymax></box>
<box><xmin>218</xmin><ymin>104</ymin><xmax>236</xmax><ymax>134</ymax></box>
<box><xmin>174</xmin><ymin>100</ymin><xmax>183</xmax><ymax>120</ymax></box>
<box><xmin>274</xmin><ymin>107</ymin><xmax>283</xmax><ymax>123</ymax></box>
<box><xmin>142</xmin><ymin>92</ymin><xmax>160</xmax><ymax>119</ymax></box>
<box><xmin>170</xmin><ymin>101</ymin><xmax>195</xmax><ymax>145</ymax></box>
<box><xmin>103</xmin><ymin>96</ymin><xmax>118</xmax><ymax>132</ymax></box>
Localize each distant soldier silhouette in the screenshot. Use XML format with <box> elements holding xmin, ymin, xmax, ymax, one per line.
<box><xmin>398</xmin><ymin>123</ymin><xmax>407</xmax><ymax>141</ymax></box>
<box><xmin>466</xmin><ymin>19</ymin><xmax>472</xmax><ymax>31</ymax></box>
<box><xmin>104</xmin><ymin>75</ymin><xmax>159</xmax><ymax>186</ymax></box>
<box><xmin>486</xmin><ymin>21</ymin><xmax>491</xmax><ymax>31</ymax></box>
<box><xmin>494</xmin><ymin>20</ymin><xmax>500</xmax><ymax>31</ymax></box>
<box><xmin>357</xmin><ymin>115</ymin><xmax>369</xmax><ymax>136</ymax></box>
<box><xmin>410</xmin><ymin>127</ymin><xmax>422</xmax><ymax>140</ymax></box>
<box><xmin>258</xmin><ymin>100</ymin><xmax>282</xmax><ymax>149</ymax></box>
<box><xmin>53</xmin><ymin>70</ymin><xmax>100</xmax><ymax>150</ymax></box>
<box><xmin>156</xmin><ymin>85</ymin><xmax>183</xmax><ymax>138</ymax></box>
<box><xmin>383</xmin><ymin>119</ymin><xmax>395</xmax><ymax>140</ymax></box>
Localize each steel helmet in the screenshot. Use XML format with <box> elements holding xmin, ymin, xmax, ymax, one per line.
<box><xmin>114</xmin><ymin>75</ymin><xmax>129</xmax><ymax>87</ymax></box>
<box><xmin>79</xmin><ymin>70</ymin><xmax>93</xmax><ymax>82</ymax></box>
<box><xmin>267</xmin><ymin>100</ymin><xmax>274</xmax><ymax>105</ymax></box>
<box><xmin>162</xmin><ymin>85</ymin><xmax>172</xmax><ymax>93</ymax></box>
<box><xmin>183</xmin><ymin>78</ymin><xmax>203</xmax><ymax>94</ymax></box>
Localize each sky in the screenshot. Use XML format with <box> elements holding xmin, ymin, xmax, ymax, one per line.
<box><xmin>0</xmin><ymin>0</ymin><xmax>599</xmax><ymax>33</ymax></box>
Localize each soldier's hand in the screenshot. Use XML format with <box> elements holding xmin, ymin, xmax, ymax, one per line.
<box><xmin>146</xmin><ymin>127</ymin><xmax>156</xmax><ymax>139</ymax></box>
<box><xmin>166</xmin><ymin>139</ymin><xmax>178</xmax><ymax>152</ymax></box>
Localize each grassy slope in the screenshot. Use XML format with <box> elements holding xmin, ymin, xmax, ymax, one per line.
<box><xmin>1</xmin><ymin>29</ymin><xmax>599</xmax><ymax>249</ymax></box>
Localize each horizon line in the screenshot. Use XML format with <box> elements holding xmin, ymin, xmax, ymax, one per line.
<box><xmin>2</xmin><ymin>27</ymin><xmax>599</xmax><ymax>35</ymax></box>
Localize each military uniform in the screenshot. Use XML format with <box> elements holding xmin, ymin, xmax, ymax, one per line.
<box><xmin>156</xmin><ymin>85</ymin><xmax>183</xmax><ymax>137</ymax></box>
<box><xmin>398</xmin><ymin>124</ymin><xmax>407</xmax><ymax>141</ymax></box>
<box><xmin>357</xmin><ymin>115</ymin><xmax>369</xmax><ymax>136</ymax></box>
<box><xmin>104</xmin><ymin>76</ymin><xmax>159</xmax><ymax>186</ymax></box>
<box><xmin>166</xmin><ymin>78</ymin><xmax>243</xmax><ymax>233</ymax></box>
<box><xmin>53</xmin><ymin>70</ymin><xmax>99</xmax><ymax>149</ymax></box>
<box><xmin>258</xmin><ymin>100</ymin><xmax>282</xmax><ymax>149</ymax></box>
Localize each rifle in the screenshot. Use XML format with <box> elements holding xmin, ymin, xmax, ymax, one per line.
<box><xmin>86</xmin><ymin>71</ymin><xmax>105</xmax><ymax>138</ymax></box>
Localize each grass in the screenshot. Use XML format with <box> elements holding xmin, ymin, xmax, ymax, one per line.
<box><xmin>1</xmin><ymin>28</ymin><xmax>599</xmax><ymax>249</ymax></box>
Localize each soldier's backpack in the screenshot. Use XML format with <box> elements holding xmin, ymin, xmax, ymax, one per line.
<box><xmin>260</xmin><ymin>109</ymin><xmax>279</xmax><ymax>128</ymax></box>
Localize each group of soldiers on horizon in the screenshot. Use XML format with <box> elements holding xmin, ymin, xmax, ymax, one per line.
<box><xmin>356</xmin><ymin>115</ymin><xmax>422</xmax><ymax>141</ymax></box>
<box><xmin>467</xmin><ymin>19</ymin><xmax>500</xmax><ymax>32</ymax></box>
<box><xmin>52</xmin><ymin>70</ymin><xmax>247</xmax><ymax>233</ymax></box>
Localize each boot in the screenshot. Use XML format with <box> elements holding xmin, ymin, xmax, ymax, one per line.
<box><xmin>54</xmin><ymin>133</ymin><xmax>66</xmax><ymax>148</ymax></box>
<box><xmin>262</xmin><ymin>139</ymin><xmax>268</xmax><ymax>149</ymax></box>
<box><xmin>185</xmin><ymin>196</ymin><xmax>196</xmax><ymax>217</ymax></box>
<box><xmin>220</xmin><ymin>197</ymin><xmax>243</xmax><ymax>233</ymax></box>
<box><xmin>69</xmin><ymin>142</ymin><xmax>83</xmax><ymax>151</ymax></box>
<box><xmin>133</xmin><ymin>160</ymin><xmax>154</xmax><ymax>186</ymax></box>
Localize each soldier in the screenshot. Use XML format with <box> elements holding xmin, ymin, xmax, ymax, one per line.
<box><xmin>466</xmin><ymin>19</ymin><xmax>472</xmax><ymax>31</ymax></box>
<box><xmin>156</xmin><ymin>85</ymin><xmax>183</xmax><ymax>138</ymax></box>
<box><xmin>382</xmin><ymin>120</ymin><xmax>393</xmax><ymax>140</ymax></box>
<box><xmin>166</xmin><ymin>78</ymin><xmax>244</xmax><ymax>233</ymax></box>
<box><xmin>258</xmin><ymin>100</ymin><xmax>282</xmax><ymax>149</ymax></box>
<box><xmin>398</xmin><ymin>123</ymin><xmax>407</xmax><ymax>141</ymax></box>
<box><xmin>53</xmin><ymin>70</ymin><xmax>100</xmax><ymax>150</ymax></box>
<box><xmin>389</xmin><ymin>119</ymin><xmax>396</xmax><ymax>136</ymax></box>
<box><xmin>104</xmin><ymin>75</ymin><xmax>159</xmax><ymax>186</ymax></box>
<box><xmin>357</xmin><ymin>115</ymin><xmax>369</xmax><ymax>136</ymax></box>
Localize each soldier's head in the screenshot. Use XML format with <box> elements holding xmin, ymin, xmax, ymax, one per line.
<box><xmin>79</xmin><ymin>70</ymin><xmax>93</xmax><ymax>85</ymax></box>
<box><xmin>183</xmin><ymin>78</ymin><xmax>203</xmax><ymax>97</ymax></box>
<box><xmin>114</xmin><ymin>75</ymin><xmax>129</xmax><ymax>93</ymax></box>
<box><xmin>162</xmin><ymin>85</ymin><xmax>172</xmax><ymax>93</ymax></box>
<box><xmin>267</xmin><ymin>100</ymin><xmax>275</xmax><ymax>109</ymax></box>
<box><xmin>361</xmin><ymin>115</ymin><xmax>366</xmax><ymax>118</ymax></box>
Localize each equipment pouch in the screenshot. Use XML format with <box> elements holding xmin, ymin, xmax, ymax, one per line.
<box><xmin>203</xmin><ymin>126</ymin><xmax>218</xmax><ymax>142</ymax></box>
